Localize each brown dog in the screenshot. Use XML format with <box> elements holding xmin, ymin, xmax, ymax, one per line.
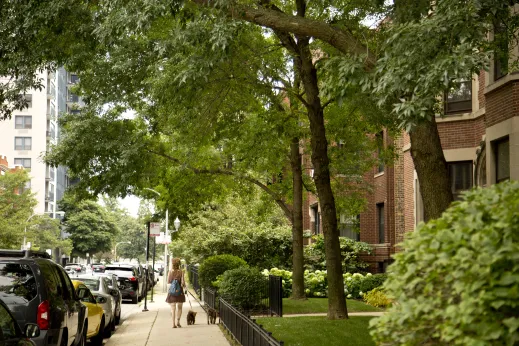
<box><xmin>187</xmin><ymin>310</ymin><xmax>197</xmax><ymax>325</ymax></box>
<box><xmin>207</xmin><ymin>308</ymin><xmax>219</xmax><ymax>324</ymax></box>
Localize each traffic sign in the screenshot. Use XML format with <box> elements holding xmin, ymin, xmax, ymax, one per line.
<box><xmin>150</xmin><ymin>222</ymin><xmax>161</xmax><ymax>237</ymax></box>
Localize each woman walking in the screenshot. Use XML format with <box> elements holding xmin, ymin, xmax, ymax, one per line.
<box><xmin>166</xmin><ymin>258</ymin><xmax>186</xmax><ymax>328</ymax></box>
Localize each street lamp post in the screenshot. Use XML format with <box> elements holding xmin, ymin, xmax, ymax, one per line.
<box><xmin>114</xmin><ymin>241</ymin><xmax>130</xmax><ymax>262</ymax></box>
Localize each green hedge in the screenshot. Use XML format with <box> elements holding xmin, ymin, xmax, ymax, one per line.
<box><xmin>217</xmin><ymin>267</ymin><xmax>267</xmax><ymax>311</ymax></box>
<box><xmin>371</xmin><ymin>182</ymin><xmax>519</xmax><ymax>345</ymax></box>
<box><xmin>198</xmin><ymin>254</ymin><xmax>247</xmax><ymax>289</ymax></box>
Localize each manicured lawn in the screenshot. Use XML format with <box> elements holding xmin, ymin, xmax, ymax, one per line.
<box><xmin>283</xmin><ymin>298</ymin><xmax>382</xmax><ymax>314</ymax></box>
<box><xmin>255</xmin><ymin>316</ymin><xmax>375</xmax><ymax>346</ymax></box>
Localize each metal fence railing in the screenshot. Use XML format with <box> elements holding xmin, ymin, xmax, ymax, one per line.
<box><xmin>187</xmin><ymin>264</ymin><xmax>200</xmax><ymax>295</ymax></box>
<box><xmin>219</xmin><ymin>298</ymin><xmax>284</xmax><ymax>346</ymax></box>
<box><xmin>268</xmin><ymin>275</ymin><xmax>283</xmax><ymax>317</ymax></box>
<box><xmin>205</xmin><ymin>287</ymin><xmax>218</xmax><ymax>310</ymax></box>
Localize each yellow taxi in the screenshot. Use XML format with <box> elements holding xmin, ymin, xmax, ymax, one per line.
<box><xmin>71</xmin><ymin>280</ymin><xmax>105</xmax><ymax>346</ymax></box>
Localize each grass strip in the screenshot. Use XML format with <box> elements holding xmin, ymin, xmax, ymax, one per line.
<box><xmin>283</xmin><ymin>298</ymin><xmax>382</xmax><ymax>314</ymax></box>
<box><xmin>255</xmin><ymin>316</ymin><xmax>376</xmax><ymax>346</ymax></box>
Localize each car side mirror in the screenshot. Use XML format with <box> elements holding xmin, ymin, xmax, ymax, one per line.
<box><xmin>24</xmin><ymin>323</ymin><xmax>40</xmax><ymax>338</ymax></box>
<box><xmin>96</xmin><ymin>296</ymin><xmax>107</xmax><ymax>304</ymax></box>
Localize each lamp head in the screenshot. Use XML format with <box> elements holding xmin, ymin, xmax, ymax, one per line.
<box><xmin>173</xmin><ymin>217</ymin><xmax>180</xmax><ymax>231</ymax></box>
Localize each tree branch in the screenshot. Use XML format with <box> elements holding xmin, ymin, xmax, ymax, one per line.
<box><xmin>146</xmin><ymin>148</ymin><xmax>294</xmax><ymax>221</ymax></box>
<box><xmin>190</xmin><ymin>0</ymin><xmax>376</xmax><ymax>66</ymax></box>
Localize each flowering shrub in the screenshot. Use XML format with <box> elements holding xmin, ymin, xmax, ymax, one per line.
<box><xmin>363</xmin><ymin>288</ymin><xmax>391</xmax><ymax>308</ymax></box>
<box><xmin>263</xmin><ymin>268</ymin><xmax>386</xmax><ymax>299</ymax></box>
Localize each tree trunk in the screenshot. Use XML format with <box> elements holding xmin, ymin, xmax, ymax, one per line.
<box><xmin>290</xmin><ymin>137</ymin><xmax>306</xmax><ymax>300</ymax></box>
<box><xmin>298</xmin><ymin>40</ymin><xmax>348</xmax><ymax>319</ymax></box>
<box><xmin>409</xmin><ymin>118</ymin><xmax>453</xmax><ymax>221</ymax></box>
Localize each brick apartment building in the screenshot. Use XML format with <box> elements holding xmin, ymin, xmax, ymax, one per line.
<box><xmin>303</xmin><ymin>51</ymin><xmax>518</xmax><ymax>273</ymax></box>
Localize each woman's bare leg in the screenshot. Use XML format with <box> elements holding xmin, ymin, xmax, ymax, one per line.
<box><xmin>170</xmin><ymin>303</ymin><xmax>177</xmax><ymax>328</ymax></box>
<box><xmin>176</xmin><ymin>302</ymin><xmax>183</xmax><ymax>327</ymax></box>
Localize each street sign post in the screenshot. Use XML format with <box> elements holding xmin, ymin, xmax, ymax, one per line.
<box><xmin>150</xmin><ymin>222</ymin><xmax>161</xmax><ymax>237</ymax></box>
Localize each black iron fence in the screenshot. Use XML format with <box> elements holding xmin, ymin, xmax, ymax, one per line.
<box><xmin>220</xmin><ymin>298</ymin><xmax>284</xmax><ymax>346</ymax></box>
<box><xmin>268</xmin><ymin>275</ymin><xmax>283</xmax><ymax>317</ymax></box>
<box><xmin>205</xmin><ymin>287</ymin><xmax>218</xmax><ymax>310</ymax></box>
<box><xmin>187</xmin><ymin>264</ymin><xmax>200</xmax><ymax>295</ymax></box>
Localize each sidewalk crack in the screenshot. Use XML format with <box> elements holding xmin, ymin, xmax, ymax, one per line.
<box><xmin>144</xmin><ymin>310</ymin><xmax>160</xmax><ymax>346</ymax></box>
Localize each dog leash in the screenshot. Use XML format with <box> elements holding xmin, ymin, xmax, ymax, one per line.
<box><xmin>185</xmin><ymin>288</ymin><xmax>193</xmax><ymax>309</ymax></box>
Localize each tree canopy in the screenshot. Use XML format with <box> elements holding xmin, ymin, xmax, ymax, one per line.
<box><xmin>0</xmin><ymin>170</ymin><xmax>37</xmax><ymax>249</ymax></box>
<box><xmin>58</xmin><ymin>194</ymin><xmax>120</xmax><ymax>257</ymax></box>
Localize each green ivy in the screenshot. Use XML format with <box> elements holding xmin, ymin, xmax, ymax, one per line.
<box><xmin>370</xmin><ymin>181</ymin><xmax>519</xmax><ymax>345</ymax></box>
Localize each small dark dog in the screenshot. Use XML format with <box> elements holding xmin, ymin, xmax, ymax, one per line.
<box><xmin>187</xmin><ymin>310</ymin><xmax>197</xmax><ymax>325</ymax></box>
<box><xmin>207</xmin><ymin>308</ymin><xmax>219</xmax><ymax>325</ymax></box>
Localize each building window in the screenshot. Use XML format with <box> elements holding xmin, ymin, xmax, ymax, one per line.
<box><xmin>447</xmin><ymin>161</ymin><xmax>473</xmax><ymax>200</ymax></box>
<box><xmin>377</xmin><ymin>203</ymin><xmax>385</xmax><ymax>243</ymax></box>
<box><xmin>67</xmin><ymin>92</ymin><xmax>79</xmax><ymax>103</ymax></box>
<box><xmin>14</xmin><ymin>137</ymin><xmax>32</xmax><ymax>150</ymax></box>
<box><xmin>494</xmin><ymin>22</ymin><xmax>508</xmax><ymax>81</ymax></box>
<box><xmin>494</xmin><ymin>137</ymin><xmax>510</xmax><ymax>183</ymax></box>
<box><xmin>69</xmin><ymin>74</ymin><xmax>79</xmax><ymax>84</ymax></box>
<box><xmin>376</xmin><ymin>132</ymin><xmax>384</xmax><ymax>174</ymax></box>
<box><xmin>312</xmin><ymin>205</ymin><xmax>320</xmax><ymax>235</ymax></box>
<box><xmin>339</xmin><ymin>214</ymin><xmax>360</xmax><ymax>241</ymax></box>
<box><xmin>14</xmin><ymin>158</ymin><xmax>31</xmax><ymax>169</ymax></box>
<box><xmin>445</xmin><ymin>80</ymin><xmax>472</xmax><ymax>114</ymax></box>
<box><xmin>15</xmin><ymin>116</ymin><xmax>32</xmax><ymax>129</ymax></box>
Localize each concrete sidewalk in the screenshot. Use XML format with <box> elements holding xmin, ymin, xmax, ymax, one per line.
<box><xmin>105</xmin><ymin>290</ymin><xmax>230</xmax><ymax>346</ymax></box>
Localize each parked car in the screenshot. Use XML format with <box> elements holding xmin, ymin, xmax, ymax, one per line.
<box><xmin>66</xmin><ymin>263</ymin><xmax>85</xmax><ymax>273</ymax></box>
<box><xmin>0</xmin><ymin>250</ymin><xmax>87</xmax><ymax>346</ymax></box>
<box><xmin>64</xmin><ymin>264</ymin><xmax>82</xmax><ymax>274</ymax></box>
<box><xmin>70</xmin><ymin>281</ymin><xmax>106</xmax><ymax>345</ymax></box>
<box><xmin>135</xmin><ymin>264</ymin><xmax>147</xmax><ymax>297</ymax></box>
<box><xmin>0</xmin><ymin>298</ymin><xmax>40</xmax><ymax>346</ymax></box>
<box><xmin>146</xmin><ymin>265</ymin><xmax>156</xmax><ymax>290</ymax></box>
<box><xmin>90</xmin><ymin>264</ymin><xmax>105</xmax><ymax>273</ymax></box>
<box><xmin>104</xmin><ymin>264</ymin><xmax>144</xmax><ymax>304</ymax></box>
<box><xmin>73</xmin><ymin>275</ymin><xmax>115</xmax><ymax>333</ymax></box>
<box><xmin>94</xmin><ymin>273</ymin><xmax>122</xmax><ymax>325</ymax></box>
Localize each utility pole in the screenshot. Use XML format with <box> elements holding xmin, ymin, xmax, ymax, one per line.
<box><xmin>142</xmin><ymin>222</ymin><xmax>150</xmax><ymax>312</ymax></box>
<box><xmin>150</xmin><ymin>236</ymin><xmax>156</xmax><ymax>303</ymax></box>
<box><xmin>163</xmin><ymin>209</ymin><xmax>169</xmax><ymax>293</ymax></box>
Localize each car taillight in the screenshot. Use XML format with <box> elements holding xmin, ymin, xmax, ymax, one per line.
<box><xmin>129</xmin><ymin>277</ymin><xmax>137</xmax><ymax>281</ymax></box>
<box><xmin>37</xmin><ymin>300</ymin><xmax>50</xmax><ymax>330</ymax></box>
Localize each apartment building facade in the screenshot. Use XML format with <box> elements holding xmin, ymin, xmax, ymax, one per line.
<box><xmin>0</xmin><ymin>68</ymin><xmax>81</xmax><ymax>218</ymax></box>
<box><xmin>303</xmin><ymin>44</ymin><xmax>518</xmax><ymax>273</ymax></box>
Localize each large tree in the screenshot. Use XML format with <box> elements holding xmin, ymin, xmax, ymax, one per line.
<box><xmin>0</xmin><ymin>170</ymin><xmax>37</xmax><ymax>249</ymax></box>
<box><xmin>58</xmin><ymin>194</ymin><xmax>120</xmax><ymax>257</ymax></box>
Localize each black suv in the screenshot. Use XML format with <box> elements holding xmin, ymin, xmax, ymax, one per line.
<box><xmin>0</xmin><ymin>250</ymin><xmax>87</xmax><ymax>346</ymax></box>
<box><xmin>104</xmin><ymin>264</ymin><xmax>144</xmax><ymax>304</ymax></box>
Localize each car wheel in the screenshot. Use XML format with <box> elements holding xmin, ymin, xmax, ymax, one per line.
<box><xmin>90</xmin><ymin>316</ymin><xmax>104</xmax><ymax>346</ymax></box>
<box><xmin>77</xmin><ymin>322</ymin><xmax>87</xmax><ymax>346</ymax></box>
<box><xmin>60</xmin><ymin>329</ymin><xmax>68</xmax><ymax>346</ymax></box>
<box><xmin>103</xmin><ymin>320</ymin><xmax>113</xmax><ymax>338</ymax></box>
<box><xmin>131</xmin><ymin>295</ymin><xmax>138</xmax><ymax>304</ymax></box>
<box><xmin>115</xmin><ymin>310</ymin><xmax>121</xmax><ymax>325</ymax></box>
<box><xmin>111</xmin><ymin>318</ymin><xmax>116</xmax><ymax>331</ymax></box>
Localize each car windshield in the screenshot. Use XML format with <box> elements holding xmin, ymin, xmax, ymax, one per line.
<box><xmin>0</xmin><ymin>263</ymin><xmax>37</xmax><ymax>302</ymax></box>
<box><xmin>80</xmin><ymin>278</ymin><xmax>100</xmax><ymax>291</ymax></box>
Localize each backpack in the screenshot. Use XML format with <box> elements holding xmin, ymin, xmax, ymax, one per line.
<box><xmin>169</xmin><ymin>278</ymin><xmax>182</xmax><ymax>296</ymax></box>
